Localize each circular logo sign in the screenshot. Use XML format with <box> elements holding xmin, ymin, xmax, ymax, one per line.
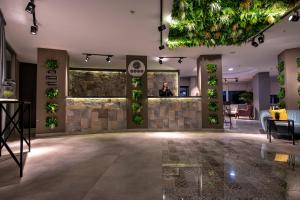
<box><xmin>128</xmin><ymin>60</ymin><xmax>146</xmax><ymax>77</ymax></box>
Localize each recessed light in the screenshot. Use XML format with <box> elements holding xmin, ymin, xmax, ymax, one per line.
<box><xmin>228</xmin><ymin>68</ymin><xmax>234</xmax><ymax>71</ymax></box>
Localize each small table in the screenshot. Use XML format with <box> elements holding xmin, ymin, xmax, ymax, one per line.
<box><xmin>267</xmin><ymin>119</ymin><xmax>295</xmax><ymax>145</ymax></box>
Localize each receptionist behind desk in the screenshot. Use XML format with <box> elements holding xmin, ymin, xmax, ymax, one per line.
<box><xmin>159</xmin><ymin>82</ymin><xmax>173</xmax><ymax>97</ymax></box>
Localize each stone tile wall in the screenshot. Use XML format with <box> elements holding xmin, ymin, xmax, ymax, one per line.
<box><xmin>66</xmin><ymin>98</ymin><xmax>126</xmax><ymax>132</ymax></box>
<box><xmin>148</xmin><ymin>98</ymin><xmax>202</xmax><ymax>130</ymax></box>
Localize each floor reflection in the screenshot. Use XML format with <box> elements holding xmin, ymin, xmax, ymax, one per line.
<box><xmin>162</xmin><ymin>139</ymin><xmax>300</xmax><ymax>200</ymax></box>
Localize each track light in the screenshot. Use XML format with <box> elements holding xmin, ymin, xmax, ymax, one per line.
<box><xmin>289</xmin><ymin>11</ymin><xmax>299</xmax><ymax>22</ymax></box>
<box><xmin>158</xmin><ymin>24</ymin><xmax>166</xmax><ymax>32</ymax></box>
<box><xmin>106</xmin><ymin>56</ymin><xmax>112</xmax><ymax>63</ymax></box>
<box><xmin>258</xmin><ymin>34</ymin><xmax>264</xmax><ymax>44</ymax></box>
<box><xmin>30</xmin><ymin>25</ymin><xmax>38</xmax><ymax>35</ymax></box>
<box><xmin>159</xmin><ymin>45</ymin><xmax>165</xmax><ymax>50</ymax></box>
<box><xmin>85</xmin><ymin>54</ymin><xmax>91</xmax><ymax>62</ymax></box>
<box><xmin>159</xmin><ymin>58</ymin><xmax>163</xmax><ymax>64</ymax></box>
<box><xmin>25</xmin><ymin>0</ymin><xmax>35</xmax><ymax>14</ymax></box>
<box><xmin>178</xmin><ymin>58</ymin><xmax>183</xmax><ymax>64</ymax></box>
<box><xmin>251</xmin><ymin>39</ymin><xmax>258</xmax><ymax>47</ymax></box>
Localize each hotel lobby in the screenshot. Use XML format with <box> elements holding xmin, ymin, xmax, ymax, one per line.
<box><xmin>0</xmin><ymin>0</ymin><xmax>300</xmax><ymax>199</ymax></box>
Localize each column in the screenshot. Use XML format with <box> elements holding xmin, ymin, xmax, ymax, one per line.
<box><xmin>36</xmin><ymin>48</ymin><xmax>69</xmax><ymax>134</ymax></box>
<box><xmin>198</xmin><ymin>55</ymin><xmax>223</xmax><ymax>129</ymax></box>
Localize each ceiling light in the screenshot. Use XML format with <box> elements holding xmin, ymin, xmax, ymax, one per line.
<box><xmin>159</xmin><ymin>45</ymin><xmax>165</xmax><ymax>50</ymax></box>
<box><xmin>25</xmin><ymin>0</ymin><xmax>35</xmax><ymax>14</ymax></box>
<box><xmin>30</xmin><ymin>25</ymin><xmax>38</xmax><ymax>35</ymax></box>
<box><xmin>159</xmin><ymin>58</ymin><xmax>163</xmax><ymax>64</ymax></box>
<box><xmin>228</xmin><ymin>68</ymin><xmax>234</xmax><ymax>71</ymax></box>
<box><xmin>251</xmin><ymin>39</ymin><xmax>258</xmax><ymax>47</ymax></box>
<box><xmin>158</xmin><ymin>24</ymin><xmax>166</xmax><ymax>32</ymax></box>
<box><xmin>106</xmin><ymin>56</ymin><xmax>111</xmax><ymax>63</ymax></box>
<box><xmin>258</xmin><ymin>34</ymin><xmax>264</xmax><ymax>44</ymax></box>
<box><xmin>85</xmin><ymin>54</ymin><xmax>90</xmax><ymax>62</ymax></box>
<box><xmin>178</xmin><ymin>58</ymin><xmax>183</xmax><ymax>64</ymax></box>
<box><xmin>289</xmin><ymin>11</ymin><xmax>299</xmax><ymax>22</ymax></box>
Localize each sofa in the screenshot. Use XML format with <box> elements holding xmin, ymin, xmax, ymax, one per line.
<box><xmin>260</xmin><ymin>110</ymin><xmax>300</xmax><ymax>136</ymax></box>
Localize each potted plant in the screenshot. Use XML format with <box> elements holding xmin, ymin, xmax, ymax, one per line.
<box><xmin>278</xmin><ymin>88</ymin><xmax>285</xmax><ymax>99</ymax></box>
<box><xmin>132</xmin><ymin>90</ymin><xmax>143</xmax><ymax>101</ymax></box>
<box><xmin>207</xmin><ymin>64</ymin><xmax>217</xmax><ymax>73</ymax></box>
<box><xmin>277</xmin><ymin>61</ymin><xmax>284</xmax><ymax>73</ymax></box>
<box><xmin>275</xmin><ymin>112</ymin><xmax>280</xmax><ymax>120</ymax></box>
<box><xmin>131</xmin><ymin>102</ymin><xmax>142</xmax><ymax>113</ymax></box>
<box><xmin>208</xmin><ymin>114</ymin><xmax>218</xmax><ymax>125</ymax></box>
<box><xmin>46</xmin><ymin>102</ymin><xmax>59</xmax><ymax>114</ymax></box>
<box><xmin>132</xmin><ymin>114</ymin><xmax>143</xmax><ymax>125</ymax></box>
<box><xmin>207</xmin><ymin>89</ymin><xmax>217</xmax><ymax>99</ymax></box>
<box><xmin>46</xmin><ymin>88</ymin><xmax>59</xmax><ymax>99</ymax></box>
<box><xmin>238</xmin><ymin>92</ymin><xmax>253</xmax><ymax>104</ymax></box>
<box><xmin>208</xmin><ymin>75</ymin><xmax>218</xmax><ymax>87</ymax></box>
<box><xmin>278</xmin><ymin>101</ymin><xmax>286</xmax><ymax>109</ymax></box>
<box><xmin>45</xmin><ymin>116</ymin><xmax>58</xmax><ymax>129</ymax></box>
<box><xmin>46</xmin><ymin>59</ymin><xmax>58</xmax><ymax>70</ymax></box>
<box><xmin>132</xmin><ymin>78</ymin><xmax>141</xmax><ymax>88</ymax></box>
<box><xmin>277</xmin><ymin>73</ymin><xmax>285</xmax><ymax>85</ymax></box>
<box><xmin>208</xmin><ymin>101</ymin><xmax>218</xmax><ymax>112</ymax></box>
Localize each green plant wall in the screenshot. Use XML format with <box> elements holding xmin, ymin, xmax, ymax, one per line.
<box><xmin>131</xmin><ymin>78</ymin><xmax>144</xmax><ymax>125</ymax></box>
<box><xmin>207</xmin><ymin>63</ymin><xmax>219</xmax><ymax>125</ymax></box>
<box><xmin>168</xmin><ymin>0</ymin><xmax>299</xmax><ymax>48</ymax></box>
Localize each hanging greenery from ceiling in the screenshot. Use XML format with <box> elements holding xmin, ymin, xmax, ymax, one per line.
<box><xmin>168</xmin><ymin>0</ymin><xmax>300</xmax><ymax>48</ymax></box>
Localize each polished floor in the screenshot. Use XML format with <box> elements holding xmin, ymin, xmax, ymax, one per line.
<box><xmin>0</xmin><ymin>130</ymin><xmax>299</xmax><ymax>200</ymax></box>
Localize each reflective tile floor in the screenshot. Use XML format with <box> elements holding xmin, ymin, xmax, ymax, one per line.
<box><xmin>0</xmin><ymin>132</ymin><xmax>299</xmax><ymax>200</ymax></box>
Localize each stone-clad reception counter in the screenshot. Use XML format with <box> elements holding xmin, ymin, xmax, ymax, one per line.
<box><xmin>66</xmin><ymin>97</ymin><xmax>202</xmax><ymax>133</ymax></box>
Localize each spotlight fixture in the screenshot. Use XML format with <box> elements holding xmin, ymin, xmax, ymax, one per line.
<box><xmin>159</xmin><ymin>45</ymin><xmax>165</xmax><ymax>50</ymax></box>
<box><xmin>178</xmin><ymin>57</ymin><xmax>183</xmax><ymax>64</ymax></box>
<box><xmin>106</xmin><ymin>56</ymin><xmax>112</xmax><ymax>63</ymax></box>
<box><xmin>25</xmin><ymin>0</ymin><xmax>35</xmax><ymax>14</ymax></box>
<box><xmin>289</xmin><ymin>11</ymin><xmax>299</xmax><ymax>22</ymax></box>
<box><xmin>30</xmin><ymin>25</ymin><xmax>38</xmax><ymax>35</ymax></box>
<box><xmin>258</xmin><ymin>34</ymin><xmax>264</xmax><ymax>44</ymax></box>
<box><xmin>235</xmin><ymin>78</ymin><xmax>238</xmax><ymax>83</ymax></box>
<box><xmin>158</xmin><ymin>24</ymin><xmax>166</xmax><ymax>32</ymax></box>
<box><xmin>85</xmin><ymin>54</ymin><xmax>90</xmax><ymax>62</ymax></box>
<box><xmin>159</xmin><ymin>58</ymin><xmax>163</xmax><ymax>64</ymax></box>
<box><xmin>251</xmin><ymin>39</ymin><xmax>259</xmax><ymax>47</ymax></box>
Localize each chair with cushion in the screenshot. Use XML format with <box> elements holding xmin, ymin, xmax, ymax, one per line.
<box><xmin>236</xmin><ymin>104</ymin><xmax>253</xmax><ymax>119</ymax></box>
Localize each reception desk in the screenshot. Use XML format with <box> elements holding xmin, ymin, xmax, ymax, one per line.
<box><xmin>66</xmin><ymin>97</ymin><xmax>202</xmax><ymax>133</ymax></box>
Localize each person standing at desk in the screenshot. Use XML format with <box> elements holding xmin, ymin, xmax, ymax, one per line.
<box><xmin>159</xmin><ymin>82</ymin><xmax>173</xmax><ymax>97</ymax></box>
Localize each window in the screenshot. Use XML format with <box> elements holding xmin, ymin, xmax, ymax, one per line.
<box><xmin>180</xmin><ymin>86</ymin><xmax>189</xmax><ymax>97</ymax></box>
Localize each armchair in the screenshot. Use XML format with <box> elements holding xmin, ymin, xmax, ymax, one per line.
<box><xmin>236</xmin><ymin>104</ymin><xmax>253</xmax><ymax>119</ymax></box>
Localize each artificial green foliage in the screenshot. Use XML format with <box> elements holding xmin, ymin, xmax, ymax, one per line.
<box><xmin>298</xmin><ymin>86</ymin><xmax>300</xmax><ymax>96</ymax></box>
<box><xmin>208</xmin><ymin>114</ymin><xmax>219</xmax><ymax>125</ymax></box>
<box><xmin>3</xmin><ymin>90</ymin><xmax>13</xmax><ymax>98</ymax></box>
<box><xmin>298</xmin><ymin>100</ymin><xmax>300</xmax><ymax>109</ymax></box>
<box><xmin>46</xmin><ymin>59</ymin><xmax>58</xmax><ymax>70</ymax></box>
<box><xmin>46</xmin><ymin>88</ymin><xmax>59</xmax><ymax>99</ymax></box>
<box><xmin>238</xmin><ymin>92</ymin><xmax>253</xmax><ymax>104</ymax></box>
<box><xmin>168</xmin><ymin>0</ymin><xmax>299</xmax><ymax>48</ymax></box>
<box><xmin>277</xmin><ymin>61</ymin><xmax>284</xmax><ymax>73</ymax></box>
<box><xmin>46</xmin><ymin>102</ymin><xmax>59</xmax><ymax>114</ymax></box>
<box><xmin>131</xmin><ymin>102</ymin><xmax>142</xmax><ymax>113</ymax></box>
<box><xmin>207</xmin><ymin>64</ymin><xmax>217</xmax><ymax>73</ymax></box>
<box><xmin>208</xmin><ymin>102</ymin><xmax>218</xmax><ymax>112</ymax></box>
<box><xmin>278</xmin><ymin>87</ymin><xmax>285</xmax><ymax>99</ymax></box>
<box><xmin>278</xmin><ymin>101</ymin><xmax>286</xmax><ymax>109</ymax></box>
<box><xmin>132</xmin><ymin>78</ymin><xmax>142</xmax><ymax>88</ymax></box>
<box><xmin>45</xmin><ymin>116</ymin><xmax>58</xmax><ymax>129</ymax></box>
<box><xmin>277</xmin><ymin>73</ymin><xmax>285</xmax><ymax>85</ymax></box>
<box><xmin>207</xmin><ymin>89</ymin><xmax>217</xmax><ymax>99</ymax></box>
<box><xmin>132</xmin><ymin>114</ymin><xmax>144</xmax><ymax>125</ymax></box>
<box><xmin>297</xmin><ymin>58</ymin><xmax>300</xmax><ymax>67</ymax></box>
<box><xmin>132</xmin><ymin>90</ymin><xmax>143</xmax><ymax>101</ymax></box>
<box><xmin>297</xmin><ymin>73</ymin><xmax>300</xmax><ymax>82</ymax></box>
<box><xmin>208</xmin><ymin>75</ymin><xmax>218</xmax><ymax>86</ymax></box>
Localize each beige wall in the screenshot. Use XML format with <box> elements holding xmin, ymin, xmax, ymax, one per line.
<box><xmin>36</xmin><ymin>48</ymin><xmax>69</xmax><ymax>134</ymax></box>
<box><xmin>279</xmin><ymin>48</ymin><xmax>300</xmax><ymax>109</ymax></box>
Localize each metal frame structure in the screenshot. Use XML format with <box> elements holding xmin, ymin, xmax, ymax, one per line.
<box><xmin>0</xmin><ymin>100</ymin><xmax>31</xmax><ymax>177</ymax></box>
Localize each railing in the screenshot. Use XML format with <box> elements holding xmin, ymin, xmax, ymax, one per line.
<box><xmin>0</xmin><ymin>100</ymin><xmax>31</xmax><ymax>177</ymax></box>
